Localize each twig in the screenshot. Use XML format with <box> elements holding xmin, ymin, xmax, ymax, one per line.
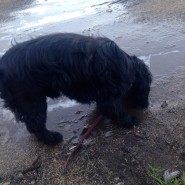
<box><xmin>63</xmin><ymin>115</ymin><xmax>103</xmax><ymax>174</ymax></box>
<box><xmin>78</xmin><ymin>114</ymin><xmax>88</xmax><ymax>120</ymax></box>
<box><xmin>22</xmin><ymin>156</ymin><xmax>41</xmax><ymax>174</ymax></box>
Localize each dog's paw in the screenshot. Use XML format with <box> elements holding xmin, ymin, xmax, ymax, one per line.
<box><xmin>123</xmin><ymin>116</ymin><xmax>139</xmax><ymax>129</ymax></box>
<box><xmin>41</xmin><ymin>131</ymin><xmax>63</xmax><ymax>146</ymax></box>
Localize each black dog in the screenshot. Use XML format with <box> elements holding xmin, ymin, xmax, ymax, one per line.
<box><xmin>0</xmin><ymin>33</ymin><xmax>152</xmax><ymax>145</ymax></box>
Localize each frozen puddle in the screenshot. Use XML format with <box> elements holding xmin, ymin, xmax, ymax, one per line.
<box><xmin>48</xmin><ymin>99</ymin><xmax>78</xmax><ymax>112</ymax></box>
<box><xmin>140</xmin><ymin>49</ymin><xmax>185</xmax><ymax>75</ymax></box>
<box><xmin>149</xmin><ymin>50</ymin><xmax>185</xmax><ymax>76</ymax></box>
<box><xmin>0</xmin><ymin>99</ymin><xmax>78</xmax><ymax>121</ymax></box>
<box><xmin>139</xmin><ymin>49</ymin><xmax>181</xmax><ymax>66</ymax></box>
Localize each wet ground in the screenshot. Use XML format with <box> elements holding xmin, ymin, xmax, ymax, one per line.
<box><xmin>0</xmin><ymin>0</ymin><xmax>185</xmax><ymax>184</ymax></box>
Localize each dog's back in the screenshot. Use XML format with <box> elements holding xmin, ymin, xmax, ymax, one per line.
<box><xmin>0</xmin><ymin>33</ymin><xmax>132</xmax><ymax>101</ymax></box>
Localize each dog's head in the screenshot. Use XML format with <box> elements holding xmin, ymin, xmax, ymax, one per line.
<box><xmin>127</xmin><ymin>56</ymin><xmax>152</xmax><ymax>109</ymax></box>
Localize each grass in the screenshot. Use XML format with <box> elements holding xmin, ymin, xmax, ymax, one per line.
<box><xmin>148</xmin><ymin>166</ymin><xmax>185</xmax><ymax>185</ymax></box>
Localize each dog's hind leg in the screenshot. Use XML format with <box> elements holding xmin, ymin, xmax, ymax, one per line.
<box><xmin>18</xmin><ymin>97</ymin><xmax>63</xmax><ymax>146</ymax></box>
<box><xmin>97</xmin><ymin>97</ymin><xmax>139</xmax><ymax>128</ymax></box>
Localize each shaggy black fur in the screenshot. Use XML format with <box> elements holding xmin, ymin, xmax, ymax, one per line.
<box><xmin>0</xmin><ymin>33</ymin><xmax>152</xmax><ymax>145</ymax></box>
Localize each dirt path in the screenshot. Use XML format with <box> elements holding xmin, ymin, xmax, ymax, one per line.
<box><xmin>0</xmin><ymin>0</ymin><xmax>185</xmax><ymax>184</ymax></box>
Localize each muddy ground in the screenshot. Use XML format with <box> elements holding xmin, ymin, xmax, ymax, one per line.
<box><xmin>0</xmin><ymin>0</ymin><xmax>185</xmax><ymax>185</ymax></box>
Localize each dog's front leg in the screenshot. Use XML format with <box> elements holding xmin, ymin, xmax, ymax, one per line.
<box><xmin>17</xmin><ymin>97</ymin><xmax>63</xmax><ymax>145</ymax></box>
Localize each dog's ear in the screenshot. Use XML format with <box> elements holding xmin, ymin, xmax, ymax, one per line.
<box><xmin>136</xmin><ymin>57</ymin><xmax>152</xmax><ymax>85</ymax></box>
<box><xmin>143</xmin><ymin>64</ymin><xmax>152</xmax><ymax>85</ymax></box>
<box><xmin>127</xmin><ymin>57</ymin><xmax>152</xmax><ymax>109</ymax></box>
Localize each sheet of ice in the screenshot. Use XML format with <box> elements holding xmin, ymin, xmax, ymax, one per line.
<box><xmin>139</xmin><ymin>49</ymin><xmax>181</xmax><ymax>67</ymax></box>
<box><xmin>48</xmin><ymin>99</ymin><xmax>78</xmax><ymax>112</ymax></box>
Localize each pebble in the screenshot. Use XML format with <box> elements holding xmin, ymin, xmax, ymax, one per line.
<box><xmin>83</xmin><ymin>138</ymin><xmax>92</xmax><ymax>146</ymax></box>
<box><xmin>115</xmin><ymin>182</ymin><xmax>124</xmax><ymax>185</ymax></box>
<box><xmin>163</xmin><ymin>170</ymin><xmax>180</xmax><ymax>181</ymax></box>
<box><xmin>73</xmin><ymin>130</ymin><xmax>77</xmax><ymax>134</ymax></box>
<box><xmin>114</xmin><ymin>176</ymin><xmax>120</xmax><ymax>181</ymax></box>
<box><xmin>2</xmin><ymin>182</ymin><xmax>10</xmax><ymax>185</ymax></box>
<box><xmin>164</xmin><ymin>44</ymin><xmax>176</xmax><ymax>48</ymax></box>
<box><xmin>71</xmin><ymin>137</ymin><xmax>79</xmax><ymax>144</ymax></box>
<box><xmin>75</xmin><ymin>110</ymin><xmax>83</xmax><ymax>114</ymax></box>
<box><xmin>30</xmin><ymin>180</ymin><xmax>35</xmax><ymax>185</ymax></box>
<box><xmin>105</xmin><ymin>131</ymin><xmax>113</xmax><ymax>137</ymax></box>
<box><xmin>106</xmin><ymin>9</ymin><xmax>113</xmax><ymax>13</ymax></box>
<box><xmin>161</xmin><ymin>101</ymin><xmax>168</xmax><ymax>108</ymax></box>
<box><xmin>17</xmin><ymin>172</ymin><xmax>24</xmax><ymax>178</ymax></box>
